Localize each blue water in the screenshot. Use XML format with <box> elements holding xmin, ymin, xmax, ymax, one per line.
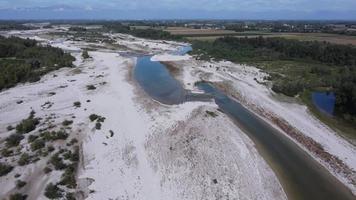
<box><xmin>196</xmin><ymin>82</ymin><xmax>354</xmax><ymax>200</ymax></box>
<box><xmin>134</xmin><ymin>56</ymin><xmax>186</xmax><ymax>104</ymax></box>
<box><xmin>312</xmin><ymin>92</ymin><xmax>336</xmax><ymax>115</ymax></box>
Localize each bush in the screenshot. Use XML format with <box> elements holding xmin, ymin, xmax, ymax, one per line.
<box><xmin>1</xmin><ymin>149</ymin><xmax>13</xmax><ymax>157</ymax></box>
<box><xmin>0</xmin><ymin>162</ymin><xmax>13</xmax><ymax>176</ymax></box>
<box><xmin>43</xmin><ymin>166</ymin><xmax>52</xmax><ymax>174</ymax></box>
<box><xmin>89</xmin><ymin>114</ymin><xmax>99</xmax><ymax>122</ymax></box>
<box><xmin>41</xmin><ymin>130</ymin><xmax>68</xmax><ymax>141</ymax></box>
<box><xmin>7</xmin><ymin>125</ymin><xmax>14</xmax><ymax>131</ymax></box>
<box><xmin>73</xmin><ymin>101</ymin><xmax>81</xmax><ymax>108</ymax></box>
<box><xmin>16</xmin><ymin>180</ymin><xmax>27</xmax><ymax>188</ymax></box>
<box><xmin>30</xmin><ymin>139</ymin><xmax>46</xmax><ymax>151</ymax></box>
<box><xmin>18</xmin><ymin>153</ymin><xmax>31</xmax><ymax>166</ymax></box>
<box><xmin>44</xmin><ymin>183</ymin><xmax>63</xmax><ymax>199</ymax></box>
<box><xmin>62</xmin><ymin>120</ymin><xmax>73</xmax><ymax>126</ymax></box>
<box><xmin>59</xmin><ymin>164</ymin><xmax>77</xmax><ymax>188</ymax></box>
<box><xmin>28</xmin><ymin>134</ymin><xmax>39</xmax><ymax>143</ymax></box>
<box><xmin>82</xmin><ymin>50</ymin><xmax>90</xmax><ymax>59</ymax></box>
<box><xmin>5</xmin><ymin>133</ymin><xmax>24</xmax><ymax>147</ymax></box>
<box><xmin>86</xmin><ymin>85</ymin><xmax>96</xmax><ymax>90</ymax></box>
<box><xmin>9</xmin><ymin>193</ymin><xmax>28</xmax><ymax>200</ymax></box>
<box><xmin>49</xmin><ymin>153</ymin><xmax>67</xmax><ymax>170</ymax></box>
<box><xmin>16</xmin><ymin>117</ymin><xmax>39</xmax><ymax>134</ymax></box>
<box><xmin>95</xmin><ymin>122</ymin><xmax>101</xmax><ymax>130</ymax></box>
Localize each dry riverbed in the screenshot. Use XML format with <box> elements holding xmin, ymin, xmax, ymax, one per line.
<box><xmin>0</xmin><ymin>28</ymin><xmax>287</xmax><ymax>200</ymax></box>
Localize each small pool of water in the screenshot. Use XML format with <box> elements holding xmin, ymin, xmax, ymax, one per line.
<box><xmin>312</xmin><ymin>92</ymin><xmax>336</xmax><ymax>116</ymax></box>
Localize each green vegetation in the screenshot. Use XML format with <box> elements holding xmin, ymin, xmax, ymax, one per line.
<box><xmin>44</xmin><ymin>183</ymin><xmax>63</xmax><ymax>199</ymax></box>
<box><xmin>16</xmin><ymin>111</ymin><xmax>40</xmax><ymax>134</ymax></box>
<box><xmin>49</xmin><ymin>152</ymin><xmax>67</xmax><ymax>170</ymax></box>
<box><xmin>95</xmin><ymin>122</ymin><xmax>102</xmax><ymax>130</ymax></box>
<box><xmin>41</xmin><ymin>130</ymin><xmax>69</xmax><ymax>141</ymax></box>
<box><xmin>73</xmin><ymin>101</ymin><xmax>81</xmax><ymax>108</ymax></box>
<box><xmin>18</xmin><ymin>153</ymin><xmax>31</xmax><ymax>166</ymax></box>
<box><xmin>206</xmin><ymin>111</ymin><xmax>218</xmax><ymax>117</ymax></box>
<box><xmin>192</xmin><ymin>36</ymin><xmax>356</xmax><ymax>126</ymax></box>
<box><xmin>62</xmin><ymin>120</ymin><xmax>73</xmax><ymax>126</ymax></box>
<box><xmin>86</xmin><ymin>84</ymin><xmax>96</xmax><ymax>90</ymax></box>
<box><xmin>0</xmin><ymin>162</ymin><xmax>13</xmax><ymax>176</ymax></box>
<box><xmin>102</xmin><ymin>23</ymin><xmax>183</xmax><ymax>41</ymax></box>
<box><xmin>0</xmin><ymin>36</ymin><xmax>75</xmax><ymax>90</ymax></box>
<box><xmin>9</xmin><ymin>193</ymin><xmax>28</xmax><ymax>200</ymax></box>
<box><xmin>5</xmin><ymin>133</ymin><xmax>24</xmax><ymax>147</ymax></box>
<box><xmin>16</xmin><ymin>180</ymin><xmax>27</xmax><ymax>188</ymax></box>
<box><xmin>82</xmin><ymin>50</ymin><xmax>90</xmax><ymax>59</ymax></box>
<box><xmin>30</xmin><ymin>138</ymin><xmax>46</xmax><ymax>151</ymax></box>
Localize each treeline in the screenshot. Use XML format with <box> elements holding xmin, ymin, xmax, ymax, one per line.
<box><xmin>102</xmin><ymin>23</ymin><xmax>183</xmax><ymax>41</ymax></box>
<box><xmin>0</xmin><ymin>36</ymin><xmax>75</xmax><ymax>90</ymax></box>
<box><xmin>192</xmin><ymin>37</ymin><xmax>356</xmax><ymax>122</ymax></box>
<box><xmin>0</xmin><ymin>22</ymin><xmax>37</xmax><ymax>31</ymax></box>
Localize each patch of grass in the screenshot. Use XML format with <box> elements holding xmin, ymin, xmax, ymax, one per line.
<box><xmin>73</xmin><ymin>101</ymin><xmax>81</xmax><ymax>108</ymax></box>
<box><xmin>86</xmin><ymin>84</ymin><xmax>96</xmax><ymax>90</ymax></box>
<box><xmin>0</xmin><ymin>162</ymin><xmax>13</xmax><ymax>176</ymax></box>
<box><xmin>44</xmin><ymin>183</ymin><xmax>63</xmax><ymax>199</ymax></box>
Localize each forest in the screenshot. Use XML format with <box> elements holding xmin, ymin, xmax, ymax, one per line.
<box><xmin>0</xmin><ymin>36</ymin><xmax>75</xmax><ymax>90</ymax></box>
<box><xmin>102</xmin><ymin>23</ymin><xmax>183</xmax><ymax>40</ymax></box>
<box><xmin>192</xmin><ymin>36</ymin><xmax>356</xmax><ymax>123</ymax></box>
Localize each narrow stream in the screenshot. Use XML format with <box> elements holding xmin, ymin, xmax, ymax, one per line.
<box><xmin>133</xmin><ymin>46</ymin><xmax>356</xmax><ymax>200</ymax></box>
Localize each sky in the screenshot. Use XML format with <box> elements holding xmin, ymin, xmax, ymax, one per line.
<box><xmin>1</xmin><ymin>0</ymin><xmax>356</xmax><ymax>20</ymax></box>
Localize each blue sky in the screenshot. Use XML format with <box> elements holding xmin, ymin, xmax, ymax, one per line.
<box><xmin>1</xmin><ymin>0</ymin><xmax>356</xmax><ymax>20</ymax></box>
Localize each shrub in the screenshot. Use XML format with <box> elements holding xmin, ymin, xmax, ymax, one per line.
<box><xmin>18</xmin><ymin>153</ymin><xmax>31</xmax><ymax>166</ymax></box>
<box><xmin>16</xmin><ymin>117</ymin><xmax>39</xmax><ymax>134</ymax></box>
<box><xmin>205</xmin><ymin>111</ymin><xmax>218</xmax><ymax>118</ymax></box>
<box><xmin>66</xmin><ymin>193</ymin><xmax>76</xmax><ymax>200</ymax></box>
<box><xmin>0</xmin><ymin>162</ymin><xmax>13</xmax><ymax>176</ymax></box>
<box><xmin>95</xmin><ymin>122</ymin><xmax>101</xmax><ymax>130</ymax></box>
<box><xmin>59</xmin><ymin>164</ymin><xmax>77</xmax><ymax>188</ymax></box>
<box><xmin>69</xmin><ymin>138</ymin><xmax>78</xmax><ymax>145</ymax></box>
<box><xmin>82</xmin><ymin>50</ymin><xmax>90</xmax><ymax>59</ymax></box>
<box><xmin>62</xmin><ymin>120</ymin><xmax>73</xmax><ymax>126</ymax></box>
<box><xmin>73</xmin><ymin>101</ymin><xmax>81</xmax><ymax>108</ymax></box>
<box><xmin>5</xmin><ymin>133</ymin><xmax>24</xmax><ymax>147</ymax></box>
<box><xmin>7</xmin><ymin>125</ymin><xmax>14</xmax><ymax>131</ymax></box>
<box><xmin>41</xmin><ymin>130</ymin><xmax>68</xmax><ymax>141</ymax></box>
<box><xmin>43</xmin><ymin>166</ymin><xmax>52</xmax><ymax>174</ymax></box>
<box><xmin>30</xmin><ymin>139</ymin><xmax>46</xmax><ymax>151</ymax></box>
<box><xmin>28</xmin><ymin>135</ymin><xmax>39</xmax><ymax>143</ymax></box>
<box><xmin>1</xmin><ymin>149</ymin><xmax>13</xmax><ymax>157</ymax></box>
<box><xmin>89</xmin><ymin>114</ymin><xmax>99</xmax><ymax>122</ymax></box>
<box><xmin>9</xmin><ymin>193</ymin><xmax>28</xmax><ymax>200</ymax></box>
<box><xmin>86</xmin><ymin>85</ymin><xmax>96</xmax><ymax>90</ymax></box>
<box><xmin>47</xmin><ymin>145</ymin><xmax>55</xmax><ymax>152</ymax></box>
<box><xmin>44</xmin><ymin>183</ymin><xmax>63</xmax><ymax>199</ymax></box>
<box><xmin>49</xmin><ymin>153</ymin><xmax>66</xmax><ymax>170</ymax></box>
<box><xmin>16</xmin><ymin>180</ymin><xmax>27</xmax><ymax>188</ymax></box>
